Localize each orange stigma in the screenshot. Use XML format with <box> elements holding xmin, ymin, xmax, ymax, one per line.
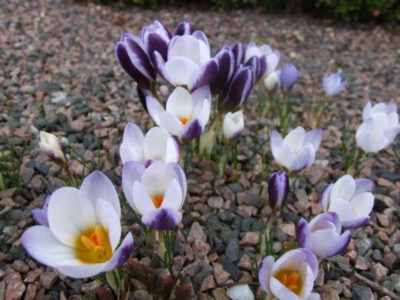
<box><xmin>152</xmin><ymin>194</ymin><xmax>164</xmax><ymax>208</ymax></box>
<box><xmin>179</xmin><ymin>116</ymin><xmax>192</xmax><ymax>125</ymax></box>
<box><xmin>274</xmin><ymin>269</ymin><xmax>302</xmax><ymax>295</ymax></box>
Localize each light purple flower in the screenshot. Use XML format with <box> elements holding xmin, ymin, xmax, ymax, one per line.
<box><xmin>270</xmin><ymin>127</ymin><xmax>323</xmax><ymax>171</ymax></box>
<box><xmin>146</xmin><ymin>86</ymin><xmax>211</xmax><ymax>142</ymax></box>
<box><xmin>356</xmin><ymin>102</ymin><xmax>400</xmax><ymax>153</ymax></box>
<box><xmin>268</xmin><ymin>171</ymin><xmax>289</xmax><ymax>210</ymax></box>
<box><xmin>119</xmin><ymin>123</ymin><xmax>179</xmax><ymax>166</ymax></box>
<box><xmin>153</xmin><ymin>31</ymin><xmax>219</xmax><ymax>90</ymax></box>
<box><xmin>297</xmin><ymin>212</ymin><xmax>351</xmax><ymax>259</ymax></box>
<box><xmin>280</xmin><ymin>64</ymin><xmax>298</xmax><ymax>92</ymax></box>
<box><xmin>323</xmin><ymin>71</ymin><xmax>346</xmax><ymax>97</ymax></box>
<box><xmin>259</xmin><ymin>248</ymin><xmax>320</xmax><ymax>300</ymax></box>
<box><xmin>321</xmin><ymin>175</ymin><xmax>374</xmax><ymax>229</ymax></box>
<box><xmin>122</xmin><ymin>161</ymin><xmax>186</xmax><ymax>230</ymax></box>
<box><xmin>21</xmin><ymin>171</ymin><xmax>133</xmax><ymax>279</ymax></box>
<box><xmin>222</xmin><ymin>111</ymin><xmax>244</xmax><ymax>142</ymax></box>
<box><xmin>245</xmin><ymin>42</ymin><xmax>280</xmax><ymax>78</ymax></box>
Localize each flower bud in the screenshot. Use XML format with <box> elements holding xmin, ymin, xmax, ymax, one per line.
<box><xmin>323</xmin><ymin>71</ymin><xmax>346</xmax><ymax>97</ymax></box>
<box><xmin>263</xmin><ymin>70</ymin><xmax>280</xmax><ymax>92</ymax></box>
<box><xmin>268</xmin><ymin>171</ymin><xmax>289</xmax><ymax>210</ymax></box>
<box><xmin>280</xmin><ymin>63</ymin><xmax>298</xmax><ymax>92</ymax></box>
<box><xmin>222</xmin><ymin>111</ymin><xmax>244</xmax><ymax>142</ymax></box>
<box><xmin>39</xmin><ymin>131</ymin><xmax>67</xmax><ymax>167</ymax></box>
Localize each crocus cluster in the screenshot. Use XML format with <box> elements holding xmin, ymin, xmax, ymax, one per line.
<box><xmin>356</xmin><ymin>102</ymin><xmax>400</xmax><ymax>153</ymax></box>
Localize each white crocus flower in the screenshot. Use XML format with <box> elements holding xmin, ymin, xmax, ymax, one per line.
<box><xmin>146</xmin><ymin>86</ymin><xmax>211</xmax><ymax>142</ymax></box>
<box><xmin>264</xmin><ymin>70</ymin><xmax>281</xmax><ymax>92</ymax></box>
<box><xmin>120</xmin><ymin>123</ymin><xmax>179</xmax><ymax>167</ymax></box>
<box><xmin>122</xmin><ymin>161</ymin><xmax>186</xmax><ymax>230</ymax></box>
<box><xmin>21</xmin><ymin>171</ymin><xmax>134</xmax><ymax>279</ymax></box>
<box><xmin>259</xmin><ymin>248</ymin><xmax>320</xmax><ymax>300</ymax></box>
<box><xmin>356</xmin><ymin>102</ymin><xmax>400</xmax><ymax>153</ymax></box>
<box><xmin>321</xmin><ymin>174</ymin><xmax>374</xmax><ymax>229</ymax></box>
<box><xmin>222</xmin><ymin>111</ymin><xmax>244</xmax><ymax>142</ymax></box>
<box><xmin>245</xmin><ymin>42</ymin><xmax>280</xmax><ymax>78</ymax></box>
<box><xmin>39</xmin><ymin>131</ymin><xmax>67</xmax><ymax>167</ymax></box>
<box><xmin>270</xmin><ymin>127</ymin><xmax>323</xmax><ymax>171</ymax></box>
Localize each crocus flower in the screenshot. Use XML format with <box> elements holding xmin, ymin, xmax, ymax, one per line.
<box><xmin>122</xmin><ymin>161</ymin><xmax>186</xmax><ymax>230</ymax></box>
<box><xmin>39</xmin><ymin>131</ymin><xmax>67</xmax><ymax>167</ymax></box>
<box><xmin>115</xmin><ymin>33</ymin><xmax>156</xmax><ymax>90</ymax></box>
<box><xmin>264</xmin><ymin>70</ymin><xmax>281</xmax><ymax>92</ymax></box>
<box><xmin>120</xmin><ymin>123</ymin><xmax>179</xmax><ymax>166</ymax></box>
<box><xmin>210</xmin><ymin>46</ymin><xmax>235</xmax><ymax>95</ymax></box>
<box><xmin>297</xmin><ymin>212</ymin><xmax>351</xmax><ymax>259</ymax></box>
<box><xmin>154</xmin><ymin>31</ymin><xmax>218</xmax><ymax>91</ymax></box>
<box><xmin>219</xmin><ymin>65</ymin><xmax>254</xmax><ymax>113</ymax></box>
<box><xmin>226</xmin><ymin>284</ymin><xmax>255</xmax><ymax>300</ymax></box>
<box><xmin>21</xmin><ymin>171</ymin><xmax>134</xmax><ymax>279</ymax></box>
<box><xmin>323</xmin><ymin>71</ymin><xmax>346</xmax><ymax>97</ymax></box>
<box><xmin>140</xmin><ymin>20</ymin><xmax>171</xmax><ymax>64</ymax></box>
<box><xmin>280</xmin><ymin>64</ymin><xmax>298</xmax><ymax>92</ymax></box>
<box><xmin>245</xmin><ymin>42</ymin><xmax>280</xmax><ymax>78</ymax></box>
<box><xmin>321</xmin><ymin>174</ymin><xmax>374</xmax><ymax>229</ymax></box>
<box><xmin>356</xmin><ymin>102</ymin><xmax>400</xmax><ymax>153</ymax></box>
<box><xmin>259</xmin><ymin>248</ymin><xmax>320</xmax><ymax>300</ymax></box>
<box><xmin>270</xmin><ymin>127</ymin><xmax>323</xmax><ymax>171</ymax></box>
<box><xmin>146</xmin><ymin>86</ymin><xmax>211</xmax><ymax>142</ymax></box>
<box><xmin>268</xmin><ymin>171</ymin><xmax>289</xmax><ymax>210</ymax></box>
<box><xmin>222</xmin><ymin>111</ymin><xmax>244</xmax><ymax>142</ymax></box>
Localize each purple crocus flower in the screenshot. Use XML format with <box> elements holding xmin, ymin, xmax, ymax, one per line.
<box><xmin>268</xmin><ymin>171</ymin><xmax>289</xmax><ymax>210</ymax></box>
<box><xmin>219</xmin><ymin>64</ymin><xmax>254</xmax><ymax>113</ymax></box>
<box><xmin>280</xmin><ymin>63</ymin><xmax>298</xmax><ymax>92</ymax></box>
<box><xmin>297</xmin><ymin>212</ymin><xmax>352</xmax><ymax>259</ymax></box>
<box><xmin>21</xmin><ymin>171</ymin><xmax>134</xmax><ymax>279</ymax></box>
<box><xmin>210</xmin><ymin>46</ymin><xmax>235</xmax><ymax>95</ymax></box>
<box><xmin>323</xmin><ymin>71</ymin><xmax>346</xmax><ymax>97</ymax></box>
<box><xmin>140</xmin><ymin>20</ymin><xmax>171</xmax><ymax>64</ymax></box>
<box><xmin>122</xmin><ymin>161</ymin><xmax>187</xmax><ymax>230</ymax></box>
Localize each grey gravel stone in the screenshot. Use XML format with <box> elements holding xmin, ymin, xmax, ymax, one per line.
<box><xmin>351</xmin><ymin>285</ymin><xmax>373</xmax><ymax>300</ymax></box>
<box><xmin>225</xmin><ymin>239</ymin><xmax>240</xmax><ymax>262</ymax></box>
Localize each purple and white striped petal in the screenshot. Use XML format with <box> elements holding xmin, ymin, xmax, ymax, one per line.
<box><xmin>188</xmin><ymin>59</ymin><xmax>219</xmax><ymax>91</ymax></box>
<box><xmin>323</xmin><ymin>230</ymin><xmax>351</xmax><ymax>258</ymax></box>
<box><xmin>296</xmin><ymin>218</ymin><xmax>309</xmax><ymax>248</ymax></box>
<box><xmin>342</xmin><ymin>216</ymin><xmax>370</xmax><ymax>229</ymax></box>
<box><xmin>103</xmin><ymin>233</ymin><xmax>134</xmax><ymax>271</ymax></box>
<box><xmin>181</xmin><ymin>119</ymin><xmax>203</xmax><ymax>141</ymax></box>
<box><xmin>142</xmin><ymin>208</ymin><xmax>182</xmax><ymax>230</ymax></box>
<box><xmin>174</xmin><ymin>22</ymin><xmax>192</xmax><ymax>36</ymax></box>
<box><xmin>146</xmin><ymin>95</ymin><xmax>165</xmax><ymax>126</ymax></box>
<box><xmin>268</xmin><ymin>171</ymin><xmax>289</xmax><ymax>210</ymax></box>
<box><xmin>147</xmin><ymin>32</ymin><xmax>169</xmax><ymax>64</ymax></box>
<box><xmin>210</xmin><ymin>47</ymin><xmax>234</xmax><ymax>95</ymax></box>
<box><xmin>232</xmin><ymin>42</ymin><xmax>244</xmax><ymax>66</ymax></box>
<box><xmin>259</xmin><ymin>256</ymin><xmax>275</xmax><ymax>294</ymax></box>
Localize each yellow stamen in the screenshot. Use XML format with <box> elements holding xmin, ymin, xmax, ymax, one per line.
<box><xmin>274</xmin><ymin>269</ymin><xmax>303</xmax><ymax>295</ymax></box>
<box><xmin>152</xmin><ymin>194</ymin><xmax>164</xmax><ymax>208</ymax></box>
<box><xmin>75</xmin><ymin>225</ymin><xmax>112</xmax><ymax>264</ymax></box>
<box><xmin>180</xmin><ymin>116</ymin><xmax>192</xmax><ymax>125</ymax></box>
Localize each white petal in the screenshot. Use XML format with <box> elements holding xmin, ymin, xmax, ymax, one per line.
<box><xmin>160</xmin><ymin>179</ymin><xmax>183</xmax><ymax>210</ymax></box>
<box><xmin>94</xmin><ymin>199</ymin><xmax>121</xmax><ymax>251</ymax></box>
<box><xmin>283</xmin><ymin>127</ymin><xmax>305</xmax><ymax>153</ymax></box>
<box><xmin>226</xmin><ymin>284</ymin><xmax>255</xmax><ymax>300</ymax></box>
<box><xmin>270</xmin><ymin>130</ymin><xmax>283</xmax><ymax>158</ymax></box>
<box><xmin>103</xmin><ymin>233</ymin><xmax>134</xmax><ymax>272</ymax></box>
<box><xmin>21</xmin><ymin>225</ymin><xmax>75</xmax><ymax>268</ymax></box>
<box><xmin>159</xmin><ymin>112</ymin><xmax>184</xmax><ymax>137</ymax></box>
<box><xmin>331</xmin><ymin>175</ymin><xmax>355</xmax><ymax>202</ymax></box>
<box><xmin>306</xmin><ymin>228</ymin><xmax>340</xmax><ymax>259</ymax></box>
<box><xmin>132</xmin><ymin>181</ymin><xmax>155</xmax><ymax>216</ymax></box>
<box><xmin>329</xmin><ymin>197</ymin><xmax>355</xmax><ymax>222</ymax></box>
<box><xmin>48</xmin><ymin>187</ymin><xmax>96</xmax><ymax>247</ymax></box>
<box><xmin>146</xmin><ymin>96</ymin><xmax>165</xmax><ymax>126</ymax></box>
<box><xmin>80</xmin><ymin>171</ymin><xmax>121</xmax><ymax>218</ymax></box>
<box><xmin>166</xmin><ymin>87</ymin><xmax>193</xmax><ymax>118</ymax></box>
<box><xmin>120</xmin><ymin>123</ymin><xmax>145</xmax><ymax>164</ymax></box>
<box><xmin>350</xmin><ymin>192</ymin><xmax>374</xmax><ymax>219</ymax></box>
<box><xmin>274</xmin><ymin>143</ymin><xmax>295</xmax><ymax>170</ymax></box>
<box><xmin>57</xmin><ymin>260</ymin><xmax>107</xmax><ymax>279</ymax></box>
<box><xmin>164</xmin><ymin>57</ymin><xmax>198</xmax><ymax>86</ymax></box>
<box><xmin>122</xmin><ymin>161</ymin><xmax>145</xmax><ymax>212</ymax></box>
<box><xmin>141</xmin><ymin>161</ymin><xmax>177</xmax><ymax>197</ymax></box>
<box><xmin>269</xmin><ymin>277</ymin><xmax>302</xmax><ymax>300</ymax></box>
<box><xmin>144</xmin><ymin>127</ymin><xmax>172</xmax><ymax>161</ymax></box>
<box><xmin>259</xmin><ymin>256</ymin><xmax>275</xmax><ymax>294</ymax></box>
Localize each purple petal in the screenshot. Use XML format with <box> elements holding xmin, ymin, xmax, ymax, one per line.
<box><xmin>115</xmin><ymin>42</ymin><xmax>152</xmax><ymax>90</ymax></box>
<box><xmin>323</xmin><ymin>230</ymin><xmax>352</xmax><ymax>258</ymax></box>
<box><xmin>147</xmin><ymin>32</ymin><xmax>169</xmax><ymax>63</ymax></box>
<box><xmin>192</xmin><ymin>30</ymin><xmax>209</xmax><ymax>47</ymax></box>
<box><xmin>142</xmin><ymin>208</ymin><xmax>182</xmax><ymax>230</ymax></box>
<box><xmin>280</xmin><ymin>63</ymin><xmax>298</xmax><ymax>92</ymax></box>
<box><xmin>245</xmin><ymin>56</ymin><xmax>259</xmax><ymax>80</ymax></box>
<box><xmin>181</xmin><ymin>119</ymin><xmax>203</xmax><ymax>141</ymax></box>
<box><xmin>342</xmin><ymin>216</ymin><xmax>370</xmax><ymax>229</ymax></box>
<box><xmin>174</xmin><ymin>22</ymin><xmax>192</xmax><ymax>36</ymax></box>
<box><xmin>31</xmin><ymin>196</ymin><xmax>50</xmax><ymax>226</ymax></box>
<box><xmin>296</xmin><ymin>219</ymin><xmax>309</xmax><ymax>247</ymax></box>
<box><xmin>259</xmin><ymin>256</ymin><xmax>275</xmax><ymax>294</ymax></box>
<box><xmin>354</xmin><ymin>178</ymin><xmax>374</xmax><ymax>196</ymax></box>
<box><xmin>210</xmin><ymin>47</ymin><xmax>234</xmax><ymax>95</ymax></box>
<box><xmin>232</xmin><ymin>42</ymin><xmax>244</xmax><ymax>66</ymax></box>
<box><xmin>152</xmin><ymin>51</ymin><xmax>169</xmax><ymax>81</ymax></box>
<box><xmin>290</xmin><ymin>145</ymin><xmax>315</xmax><ymax>171</ymax></box>
<box><xmin>188</xmin><ymin>59</ymin><xmax>219</xmax><ymax>91</ymax></box>
<box><xmin>268</xmin><ymin>171</ymin><xmax>289</xmax><ymax>210</ymax></box>
<box><xmin>104</xmin><ymin>233</ymin><xmax>134</xmax><ymax>271</ymax></box>
<box><xmin>137</xmin><ymin>86</ymin><xmax>151</xmax><ymax>112</ymax></box>
<box><xmin>257</xmin><ymin>55</ymin><xmax>268</xmax><ymax>81</ymax></box>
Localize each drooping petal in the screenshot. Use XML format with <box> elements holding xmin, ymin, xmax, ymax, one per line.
<box><xmin>80</xmin><ymin>171</ymin><xmax>121</xmax><ymax>218</ymax></box>
<box><xmin>21</xmin><ymin>225</ymin><xmax>75</xmax><ymax>268</ymax></box>
<box><xmin>188</xmin><ymin>59</ymin><xmax>219</xmax><ymax>91</ymax></box>
<box><xmin>142</xmin><ymin>208</ymin><xmax>182</xmax><ymax>230</ymax></box>
<box><xmin>259</xmin><ymin>256</ymin><xmax>275</xmax><ymax>294</ymax></box>
<box><xmin>103</xmin><ymin>233</ymin><xmax>134</xmax><ymax>272</ymax></box>
<box><xmin>122</xmin><ymin>161</ymin><xmax>146</xmax><ymax>211</ymax></box>
<box><xmin>48</xmin><ymin>187</ymin><xmax>96</xmax><ymax>247</ymax></box>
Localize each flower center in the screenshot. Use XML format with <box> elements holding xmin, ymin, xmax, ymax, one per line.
<box><xmin>75</xmin><ymin>225</ymin><xmax>112</xmax><ymax>264</ymax></box>
<box><xmin>179</xmin><ymin>116</ymin><xmax>192</xmax><ymax>125</ymax></box>
<box><xmin>152</xmin><ymin>194</ymin><xmax>164</xmax><ymax>208</ymax></box>
<box><xmin>274</xmin><ymin>269</ymin><xmax>303</xmax><ymax>295</ymax></box>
